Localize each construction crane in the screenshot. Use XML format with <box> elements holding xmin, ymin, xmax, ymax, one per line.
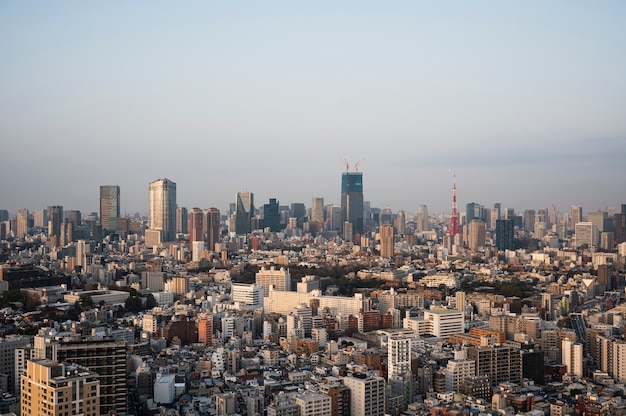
<box><xmin>354</xmin><ymin>159</ymin><xmax>364</xmax><ymax>172</ymax></box>
<box><xmin>340</xmin><ymin>159</ymin><xmax>350</xmax><ymax>171</ymax></box>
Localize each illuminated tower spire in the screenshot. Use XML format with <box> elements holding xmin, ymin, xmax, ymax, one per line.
<box><xmin>449</xmin><ymin>174</ymin><xmax>461</xmax><ymax>236</ymax></box>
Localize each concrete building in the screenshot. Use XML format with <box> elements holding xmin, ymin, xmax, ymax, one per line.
<box><xmin>423</xmin><ymin>309</ymin><xmax>464</xmax><ymax>338</ymax></box>
<box><xmin>379</xmin><ymin>224</ymin><xmax>395</xmax><ymax>258</ymax></box>
<box><xmin>148</xmin><ymin>178</ymin><xmax>177</xmax><ymax>243</ymax></box>
<box><xmin>343</xmin><ymin>374</ymin><xmax>386</xmax><ymax>416</ymax></box>
<box><xmin>232</xmin><ymin>283</ymin><xmax>264</xmax><ymax>308</ymax></box>
<box><xmin>562</xmin><ymin>338</ymin><xmax>583</xmax><ymax>378</ymax></box>
<box><xmin>234</xmin><ymin>191</ymin><xmax>254</xmax><ymax>235</ymax></box>
<box><xmin>21</xmin><ymin>359</ymin><xmax>100</xmax><ymax>416</ymax></box>
<box><xmin>575</xmin><ymin>221</ymin><xmax>598</xmax><ymax>248</ymax></box>
<box><xmin>154</xmin><ymin>373</ymin><xmax>176</xmax><ymax>405</ymax></box>
<box><xmin>99</xmin><ymin>185</ymin><xmax>120</xmax><ymax>233</ymax></box>
<box><xmin>256</xmin><ymin>266</ymin><xmax>291</xmax><ymax>297</ymax></box>
<box><xmin>341</xmin><ymin>171</ymin><xmax>364</xmax><ymax>237</ymax></box>
<box><xmin>294</xmin><ymin>392</ymin><xmax>332</xmax><ymax>416</ymax></box>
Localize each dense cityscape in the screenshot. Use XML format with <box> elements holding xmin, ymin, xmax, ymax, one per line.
<box><xmin>1</xmin><ymin>171</ymin><xmax>625</xmax><ymax>416</ymax></box>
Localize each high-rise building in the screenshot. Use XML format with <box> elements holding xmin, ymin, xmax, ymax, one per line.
<box><xmin>255</xmin><ymin>266</ymin><xmax>290</xmax><ymax>297</ymax></box>
<box><xmin>495</xmin><ymin>219</ymin><xmax>514</xmax><ymax>251</ymax></box>
<box><xmin>416</xmin><ymin>205</ymin><xmax>430</xmax><ymax>232</ymax></box>
<box><xmin>148</xmin><ymin>178</ymin><xmax>177</xmax><ymax>242</ymax></box>
<box><xmin>235</xmin><ymin>191</ymin><xmax>254</xmax><ymax>235</ymax></box>
<box><xmin>571</xmin><ymin>205</ymin><xmax>583</xmax><ymax>228</ymax></box>
<box><xmin>562</xmin><ymin>339</ymin><xmax>583</xmax><ymax>378</ymax></box>
<box><xmin>467</xmin><ymin>344</ymin><xmax>522</xmax><ymax>386</ymax></box>
<box><xmin>39</xmin><ymin>336</ymin><xmax>127</xmax><ymax>416</ymax></box>
<box><xmin>33</xmin><ymin>209</ymin><xmax>47</xmax><ymax>228</ymax></box>
<box><xmin>198</xmin><ymin>314</ymin><xmax>213</xmax><ymax>346</ymax></box>
<box><xmin>575</xmin><ymin>222</ymin><xmax>598</xmax><ymax>248</ymax></box>
<box><xmin>343</xmin><ymin>374</ymin><xmax>386</xmax><ymax>416</ymax></box>
<box><xmin>21</xmin><ymin>359</ymin><xmax>100</xmax><ymax>416</ymax></box>
<box><xmin>263</xmin><ymin>198</ymin><xmax>281</xmax><ymax>232</ymax></box>
<box><xmin>380</xmin><ymin>224</ymin><xmax>395</xmax><ymax>258</ymax></box>
<box><xmin>47</xmin><ymin>205</ymin><xmax>63</xmax><ymax>246</ymax></box>
<box><xmin>291</xmin><ymin>203</ymin><xmax>306</xmax><ymax>228</ymax></box>
<box><xmin>0</xmin><ymin>336</ymin><xmax>31</xmax><ymax>395</ymax></box>
<box><xmin>341</xmin><ymin>171</ymin><xmax>364</xmax><ymax>237</ymax></box>
<box><xmin>445</xmin><ymin>350</ymin><xmax>475</xmax><ymax>393</ymax></box>
<box><xmin>388</xmin><ymin>334</ymin><xmax>411</xmax><ymax>380</ymax></box>
<box><xmin>311</xmin><ymin>197</ymin><xmax>325</xmax><ymax>223</ymax></box>
<box><xmin>205</xmin><ymin>207</ymin><xmax>221</xmax><ymax>251</ymax></box>
<box><xmin>231</xmin><ymin>283</ymin><xmax>264</xmax><ymax>308</ymax></box>
<box><xmin>466</xmin><ymin>202</ymin><xmax>482</xmax><ymax>223</ymax></box>
<box><xmin>17</xmin><ymin>208</ymin><xmax>28</xmax><ymax>238</ymax></box>
<box><xmin>176</xmin><ymin>206</ymin><xmax>188</xmax><ymax>234</ymax></box>
<box><xmin>394</xmin><ymin>210</ymin><xmax>406</xmax><ymax>235</ymax></box>
<box><xmin>523</xmin><ymin>209</ymin><xmax>536</xmax><ymax>232</ymax></box>
<box><xmin>468</xmin><ymin>219</ymin><xmax>486</xmax><ymax>251</ymax></box>
<box><xmin>100</xmin><ymin>185</ymin><xmax>120</xmax><ymax>233</ymax></box>
<box><xmin>188</xmin><ymin>208</ymin><xmax>204</xmax><ymax>244</ymax></box>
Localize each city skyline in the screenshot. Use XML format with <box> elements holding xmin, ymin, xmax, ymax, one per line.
<box><xmin>1</xmin><ymin>2</ymin><xmax>625</xmax><ymax>215</ymax></box>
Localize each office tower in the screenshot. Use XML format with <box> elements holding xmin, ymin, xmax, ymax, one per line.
<box><xmin>205</xmin><ymin>207</ymin><xmax>221</xmax><ymax>251</ymax></box>
<box><xmin>148</xmin><ymin>178</ymin><xmax>177</xmax><ymax>242</ymax></box>
<box><xmin>468</xmin><ymin>219</ymin><xmax>486</xmax><ymax>251</ymax></box>
<box><xmin>33</xmin><ymin>209</ymin><xmax>47</xmax><ymax>228</ymax></box>
<box><xmin>100</xmin><ymin>185</ymin><xmax>120</xmax><ymax>233</ymax></box>
<box><xmin>21</xmin><ymin>359</ymin><xmax>100</xmax><ymax>416</ymax></box>
<box><xmin>255</xmin><ymin>266</ymin><xmax>290</xmax><ymax>297</ymax></box>
<box><xmin>311</xmin><ymin>197</ymin><xmax>324</xmax><ymax>223</ymax></box>
<box><xmin>380</xmin><ymin>224</ymin><xmax>395</xmax><ymax>258</ymax></box>
<box><xmin>75</xmin><ymin>239</ymin><xmax>87</xmax><ymax>270</ymax></box>
<box><xmin>422</xmin><ymin>310</ymin><xmax>464</xmax><ymax>337</ymax></box>
<box><xmin>66</xmin><ymin>210</ymin><xmax>81</xmax><ymax>229</ymax></box>
<box><xmin>588</xmin><ymin>210</ymin><xmax>607</xmax><ymax>244</ymax></box>
<box><xmin>395</xmin><ymin>210</ymin><xmax>406</xmax><ymax>235</ymax></box>
<box><xmin>341</xmin><ymin>171</ymin><xmax>364</xmax><ymax>237</ymax></box>
<box><xmin>176</xmin><ymin>206</ymin><xmax>188</xmax><ymax>234</ymax></box>
<box><xmin>319</xmin><ymin>381</ymin><xmax>351</xmax><ymax>416</ymax></box>
<box><xmin>416</xmin><ymin>205</ymin><xmax>430</xmax><ymax>232</ymax></box>
<box><xmin>291</xmin><ymin>203</ymin><xmax>306</xmax><ymax>228</ymax></box>
<box><xmin>496</xmin><ymin>219</ymin><xmax>515</xmax><ymax>251</ymax></box>
<box><xmin>41</xmin><ymin>337</ymin><xmax>127</xmax><ymax>416</ymax></box>
<box><xmin>562</xmin><ymin>339</ymin><xmax>583</xmax><ymax>378</ymax></box>
<box><xmin>235</xmin><ymin>191</ymin><xmax>254</xmax><ymax>235</ymax></box>
<box><xmin>47</xmin><ymin>205</ymin><xmax>63</xmax><ymax>244</ymax></box>
<box><xmin>521</xmin><ymin>348</ymin><xmax>545</xmax><ymax>385</ymax></box>
<box><xmin>231</xmin><ymin>283</ymin><xmax>264</xmax><ymax>308</ymax></box>
<box><xmin>494</xmin><ymin>202</ymin><xmax>502</xmax><ymax>220</ymax></box>
<box><xmin>571</xmin><ymin>205</ymin><xmax>583</xmax><ymax>228</ymax></box>
<box><xmin>263</xmin><ymin>198</ymin><xmax>281</xmax><ymax>232</ymax></box>
<box><xmin>380</xmin><ymin>207</ymin><xmax>393</xmax><ymax>225</ymax></box>
<box><xmin>522</xmin><ymin>209</ymin><xmax>536</xmax><ymax>232</ymax></box>
<box><xmin>328</xmin><ymin>206</ymin><xmax>342</xmax><ymax>231</ymax></box>
<box><xmin>467</xmin><ymin>344</ymin><xmax>522</xmax><ymax>386</ymax></box>
<box><xmin>188</xmin><ymin>207</ymin><xmax>204</xmax><ymax>244</ymax></box>
<box><xmin>614</xmin><ymin>213</ymin><xmax>625</xmax><ymax>244</ymax></box>
<box><xmin>16</xmin><ymin>208</ymin><xmax>28</xmax><ymax>238</ymax></box>
<box><xmin>575</xmin><ymin>222</ymin><xmax>597</xmax><ymax>248</ymax></box>
<box><xmin>466</xmin><ymin>202</ymin><xmax>481</xmax><ymax>222</ymax></box>
<box><xmin>343</xmin><ymin>374</ymin><xmax>386</xmax><ymax>416</ymax></box>
<box><xmin>485</xmin><ymin>208</ymin><xmax>498</xmax><ymax>231</ymax></box>
<box><xmin>0</xmin><ymin>210</ymin><xmax>8</xmax><ymax>221</ymax></box>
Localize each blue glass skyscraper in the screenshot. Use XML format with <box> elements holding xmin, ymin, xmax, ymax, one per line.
<box><xmin>341</xmin><ymin>172</ymin><xmax>364</xmax><ymax>236</ymax></box>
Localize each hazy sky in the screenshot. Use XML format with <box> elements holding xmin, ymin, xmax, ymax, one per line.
<box><xmin>2</xmin><ymin>1</ymin><xmax>625</xmax><ymax>217</ymax></box>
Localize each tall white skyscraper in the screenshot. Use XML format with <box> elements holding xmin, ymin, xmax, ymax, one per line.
<box><xmin>148</xmin><ymin>178</ymin><xmax>177</xmax><ymax>242</ymax></box>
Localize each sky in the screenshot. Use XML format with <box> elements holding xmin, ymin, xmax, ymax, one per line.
<box><xmin>1</xmin><ymin>1</ymin><xmax>625</xmax><ymax>217</ymax></box>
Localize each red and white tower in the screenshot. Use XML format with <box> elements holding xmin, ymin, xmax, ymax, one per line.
<box><xmin>449</xmin><ymin>174</ymin><xmax>461</xmax><ymax>236</ymax></box>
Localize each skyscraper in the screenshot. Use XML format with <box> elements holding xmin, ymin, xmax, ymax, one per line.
<box><xmin>571</xmin><ymin>205</ymin><xmax>583</xmax><ymax>228</ymax></box>
<box><xmin>416</xmin><ymin>205</ymin><xmax>430</xmax><ymax>232</ymax></box>
<box><xmin>343</xmin><ymin>374</ymin><xmax>386</xmax><ymax>416</ymax></box>
<box><xmin>188</xmin><ymin>207</ymin><xmax>204</xmax><ymax>243</ymax></box>
<box><xmin>380</xmin><ymin>224</ymin><xmax>395</xmax><ymax>258</ymax></box>
<box><xmin>17</xmin><ymin>208</ymin><xmax>28</xmax><ymax>238</ymax></box>
<box><xmin>100</xmin><ymin>185</ymin><xmax>120</xmax><ymax>233</ymax></box>
<box><xmin>47</xmin><ymin>205</ymin><xmax>63</xmax><ymax>246</ymax></box>
<box><xmin>291</xmin><ymin>202</ymin><xmax>306</xmax><ymax>228</ymax></box>
<box><xmin>148</xmin><ymin>178</ymin><xmax>177</xmax><ymax>242</ymax></box>
<box><xmin>176</xmin><ymin>206</ymin><xmax>188</xmax><ymax>234</ymax></box>
<box><xmin>495</xmin><ymin>219</ymin><xmax>514</xmax><ymax>251</ymax></box>
<box><xmin>235</xmin><ymin>191</ymin><xmax>254</xmax><ymax>235</ymax></box>
<box><xmin>311</xmin><ymin>197</ymin><xmax>324</xmax><ymax>223</ymax></box>
<box><xmin>468</xmin><ymin>219</ymin><xmax>486</xmax><ymax>251</ymax></box>
<box><xmin>205</xmin><ymin>207</ymin><xmax>221</xmax><ymax>251</ymax></box>
<box><xmin>263</xmin><ymin>198</ymin><xmax>281</xmax><ymax>232</ymax></box>
<box><xmin>341</xmin><ymin>171</ymin><xmax>364</xmax><ymax>237</ymax></box>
